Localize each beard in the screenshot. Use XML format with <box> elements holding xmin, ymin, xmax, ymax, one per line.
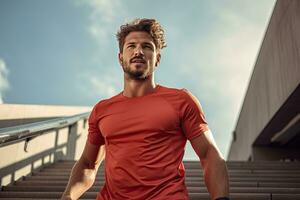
<box><xmin>122</xmin><ymin>60</ymin><xmax>151</xmax><ymax>80</ymax></box>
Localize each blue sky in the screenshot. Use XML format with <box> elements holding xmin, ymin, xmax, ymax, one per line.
<box><xmin>0</xmin><ymin>0</ymin><xmax>276</xmax><ymax>159</ymax></box>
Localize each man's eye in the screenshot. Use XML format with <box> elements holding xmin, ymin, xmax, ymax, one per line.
<box><xmin>127</xmin><ymin>45</ymin><xmax>134</xmax><ymax>48</ymax></box>
<box><xmin>144</xmin><ymin>45</ymin><xmax>153</xmax><ymax>50</ymax></box>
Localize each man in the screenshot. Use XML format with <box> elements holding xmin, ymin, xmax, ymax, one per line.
<box><xmin>61</xmin><ymin>18</ymin><xmax>230</xmax><ymax>200</ymax></box>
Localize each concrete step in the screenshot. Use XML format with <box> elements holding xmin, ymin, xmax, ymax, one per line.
<box><xmin>32</xmin><ymin>171</ymin><xmax>300</xmax><ymax>178</ymax></box>
<box><xmin>1</xmin><ymin>191</ymin><xmax>300</xmax><ymax>200</ymax></box>
<box><xmin>13</xmin><ymin>180</ymin><xmax>300</xmax><ymax>188</ymax></box>
<box><xmin>1</xmin><ymin>160</ymin><xmax>300</xmax><ymax>199</ymax></box>
<box><xmin>40</xmin><ymin>168</ymin><xmax>300</xmax><ymax>174</ymax></box>
<box><xmin>22</xmin><ymin>175</ymin><xmax>300</xmax><ymax>182</ymax></box>
<box><xmin>3</xmin><ymin>185</ymin><xmax>300</xmax><ymax>194</ymax></box>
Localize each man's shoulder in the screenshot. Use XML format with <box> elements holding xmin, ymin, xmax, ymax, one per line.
<box><xmin>91</xmin><ymin>92</ymin><xmax>122</xmax><ymax>111</ymax></box>
<box><xmin>159</xmin><ymin>85</ymin><xmax>202</xmax><ymax>108</ymax></box>
<box><xmin>159</xmin><ymin>84</ymin><xmax>191</xmax><ymax>100</ymax></box>
<box><xmin>159</xmin><ymin>84</ymin><xmax>185</xmax><ymax>94</ymax></box>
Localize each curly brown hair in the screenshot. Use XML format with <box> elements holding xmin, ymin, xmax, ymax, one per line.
<box><xmin>116</xmin><ymin>18</ymin><xmax>167</xmax><ymax>53</ymax></box>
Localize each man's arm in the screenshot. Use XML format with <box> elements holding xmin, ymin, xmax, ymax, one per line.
<box><xmin>190</xmin><ymin>130</ymin><xmax>230</xmax><ymax>200</ymax></box>
<box><xmin>61</xmin><ymin>140</ymin><xmax>105</xmax><ymax>200</ymax></box>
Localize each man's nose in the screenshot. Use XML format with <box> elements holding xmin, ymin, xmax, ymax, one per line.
<box><xmin>134</xmin><ymin>46</ymin><xmax>144</xmax><ymax>56</ymax></box>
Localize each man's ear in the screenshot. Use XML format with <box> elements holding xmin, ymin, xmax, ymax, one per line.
<box><xmin>155</xmin><ymin>52</ymin><xmax>161</xmax><ymax>67</ymax></box>
<box><xmin>118</xmin><ymin>53</ymin><xmax>123</xmax><ymax>66</ymax></box>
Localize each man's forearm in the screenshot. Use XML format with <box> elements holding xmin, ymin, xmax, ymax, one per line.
<box><xmin>201</xmin><ymin>147</ymin><xmax>230</xmax><ymax>199</ymax></box>
<box><xmin>61</xmin><ymin>160</ymin><xmax>98</xmax><ymax>200</ymax></box>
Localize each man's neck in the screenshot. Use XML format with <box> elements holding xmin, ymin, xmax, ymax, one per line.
<box><xmin>123</xmin><ymin>81</ymin><xmax>157</xmax><ymax>98</ymax></box>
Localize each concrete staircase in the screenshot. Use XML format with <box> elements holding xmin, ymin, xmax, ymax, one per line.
<box><xmin>1</xmin><ymin>160</ymin><xmax>300</xmax><ymax>200</ymax></box>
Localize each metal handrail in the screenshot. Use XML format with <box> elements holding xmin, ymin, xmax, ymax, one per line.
<box><xmin>0</xmin><ymin>112</ymin><xmax>90</xmax><ymax>147</ymax></box>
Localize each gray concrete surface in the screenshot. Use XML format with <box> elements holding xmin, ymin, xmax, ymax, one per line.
<box><xmin>228</xmin><ymin>0</ymin><xmax>300</xmax><ymax>160</ymax></box>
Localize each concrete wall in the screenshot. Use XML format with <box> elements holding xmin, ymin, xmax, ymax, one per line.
<box><xmin>228</xmin><ymin>0</ymin><xmax>300</xmax><ymax>160</ymax></box>
<box><xmin>0</xmin><ymin>104</ymin><xmax>91</xmax><ymax>186</ymax></box>
<box><xmin>252</xmin><ymin>146</ymin><xmax>300</xmax><ymax>161</ymax></box>
<box><xmin>0</xmin><ymin>103</ymin><xmax>91</xmax><ymax>128</ymax></box>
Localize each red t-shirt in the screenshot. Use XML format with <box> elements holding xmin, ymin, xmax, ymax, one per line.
<box><xmin>88</xmin><ymin>84</ymin><xmax>209</xmax><ymax>200</ymax></box>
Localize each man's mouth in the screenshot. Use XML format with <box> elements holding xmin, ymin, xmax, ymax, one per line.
<box><xmin>131</xmin><ymin>58</ymin><xmax>146</xmax><ymax>64</ymax></box>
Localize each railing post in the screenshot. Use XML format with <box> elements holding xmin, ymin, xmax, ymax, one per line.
<box><xmin>65</xmin><ymin>122</ymin><xmax>78</xmax><ymax>160</ymax></box>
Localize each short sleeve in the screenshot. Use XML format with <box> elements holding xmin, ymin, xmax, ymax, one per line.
<box><xmin>88</xmin><ymin>102</ymin><xmax>105</xmax><ymax>146</ymax></box>
<box><xmin>180</xmin><ymin>88</ymin><xmax>209</xmax><ymax>140</ymax></box>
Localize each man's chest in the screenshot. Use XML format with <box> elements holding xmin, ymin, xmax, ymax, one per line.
<box><xmin>98</xmin><ymin>97</ymin><xmax>182</xmax><ymax>141</ymax></box>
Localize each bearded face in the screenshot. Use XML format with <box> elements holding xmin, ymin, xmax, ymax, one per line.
<box><xmin>119</xmin><ymin>31</ymin><xmax>161</xmax><ymax>80</ymax></box>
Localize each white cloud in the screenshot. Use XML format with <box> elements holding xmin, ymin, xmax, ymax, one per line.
<box><xmin>0</xmin><ymin>58</ymin><xmax>9</xmax><ymax>104</ymax></box>
<box><xmin>74</xmin><ymin>0</ymin><xmax>125</xmax><ymax>101</ymax></box>
<box><xmin>87</xmin><ymin>0</ymin><xmax>120</xmax><ymax>23</ymax></box>
<box><xmin>76</xmin><ymin>70</ymin><xmax>121</xmax><ymax>101</ymax></box>
<box><xmin>76</xmin><ymin>0</ymin><xmax>124</xmax><ymax>46</ymax></box>
<box><xmin>89</xmin><ymin>76</ymin><xmax>118</xmax><ymax>98</ymax></box>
